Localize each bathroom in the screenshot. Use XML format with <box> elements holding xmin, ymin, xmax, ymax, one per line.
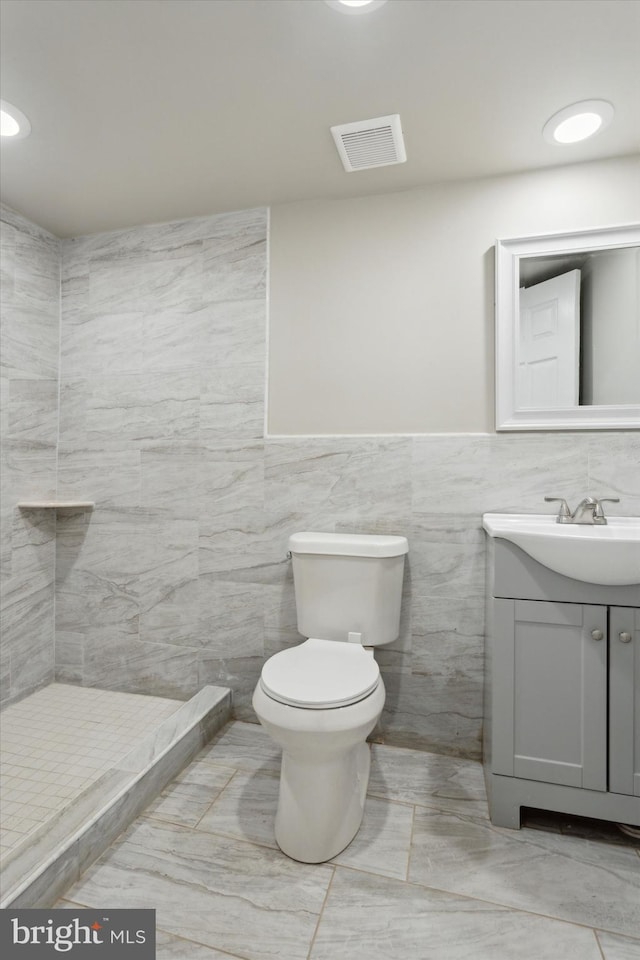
<box><xmin>1</xmin><ymin>0</ymin><xmax>639</xmax><ymax>957</ymax></box>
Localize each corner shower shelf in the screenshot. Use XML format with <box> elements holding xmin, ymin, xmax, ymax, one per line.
<box><xmin>17</xmin><ymin>501</ymin><xmax>95</xmax><ymax>510</ymax></box>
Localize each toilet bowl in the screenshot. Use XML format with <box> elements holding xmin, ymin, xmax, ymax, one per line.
<box><xmin>253</xmin><ymin>638</ymin><xmax>385</xmax><ymax>862</ymax></box>
<box><xmin>252</xmin><ymin>531</ymin><xmax>408</xmax><ymax>863</ymax></box>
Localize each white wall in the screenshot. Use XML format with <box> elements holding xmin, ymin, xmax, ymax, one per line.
<box><xmin>1</xmin><ymin>205</ymin><xmax>60</xmax><ymax>706</ymax></box>
<box><xmin>268</xmin><ymin>156</ymin><xmax>640</xmax><ymax>435</ymax></box>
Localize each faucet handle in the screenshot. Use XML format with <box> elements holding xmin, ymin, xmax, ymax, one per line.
<box><xmin>594</xmin><ymin>497</ymin><xmax>620</xmax><ymax>520</ymax></box>
<box><xmin>544</xmin><ymin>496</ymin><xmax>571</xmax><ymax>522</ymax></box>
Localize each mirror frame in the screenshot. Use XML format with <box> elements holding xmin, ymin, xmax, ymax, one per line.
<box><xmin>495</xmin><ymin>223</ymin><xmax>640</xmax><ymax>431</ymax></box>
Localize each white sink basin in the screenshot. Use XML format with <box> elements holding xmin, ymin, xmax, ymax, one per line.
<box><xmin>482</xmin><ymin>513</ymin><xmax>640</xmax><ymax>586</ymax></box>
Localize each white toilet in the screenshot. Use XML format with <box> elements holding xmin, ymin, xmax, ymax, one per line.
<box><xmin>252</xmin><ymin>531</ymin><xmax>408</xmax><ymax>863</ymax></box>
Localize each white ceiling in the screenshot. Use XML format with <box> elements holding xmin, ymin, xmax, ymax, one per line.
<box><xmin>1</xmin><ymin>0</ymin><xmax>639</xmax><ymax>238</ymax></box>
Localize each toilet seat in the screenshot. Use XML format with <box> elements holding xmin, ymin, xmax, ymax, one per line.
<box><xmin>260</xmin><ymin>637</ymin><xmax>380</xmax><ymax>709</ymax></box>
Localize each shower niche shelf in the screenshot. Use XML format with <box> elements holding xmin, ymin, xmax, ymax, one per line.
<box><xmin>17</xmin><ymin>501</ymin><xmax>95</xmax><ymax>511</ymax></box>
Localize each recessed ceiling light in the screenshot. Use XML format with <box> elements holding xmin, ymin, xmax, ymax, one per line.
<box><xmin>543</xmin><ymin>99</ymin><xmax>614</xmax><ymax>145</ymax></box>
<box><xmin>0</xmin><ymin>100</ymin><xmax>31</xmax><ymax>140</ymax></box>
<box><xmin>325</xmin><ymin>0</ymin><xmax>388</xmax><ymax>14</ymax></box>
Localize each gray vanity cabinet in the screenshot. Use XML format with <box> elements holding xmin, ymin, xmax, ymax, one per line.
<box><xmin>484</xmin><ymin>539</ymin><xmax>640</xmax><ymax>829</ymax></box>
<box><xmin>609</xmin><ymin>605</ymin><xmax>640</xmax><ymax>796</ymax></box>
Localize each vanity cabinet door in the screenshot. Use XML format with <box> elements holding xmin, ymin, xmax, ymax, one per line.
<box><xmin>493</xmin><ymin>599</ymin><xmax>607</xmax><ymax>790</ymax></box>
<box><xmin>609</xmin><ymin>606</ymin><xmax>640</xmax><ymax>797</ymax></box>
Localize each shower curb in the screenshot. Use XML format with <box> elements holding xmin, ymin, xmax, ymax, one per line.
<box><xmin>1</xmin><ymin>685</ymin><xmax>232</xmax><ymax>908</ymax></box>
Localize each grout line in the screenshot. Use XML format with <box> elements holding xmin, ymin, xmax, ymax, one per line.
<box><xmin>405</xmin><ymin>803</ymin><xmax>417</xmax><ymax>882</ymax></box>
<box><xmin>306</xmin><ymin>865</ymin><xmax>337</xmax><ymax>960</ymax></box>
<box><xmin>190</xmin><ymin>768</ymin><xmax>239</xmax><ymax>831</ymax></box>
<box><xmin>263</xmin><ymin>205</ymin><xmax>270</xmax><ymax>439</ymax></box>
<box><xmin>592</xmin><ymin>929</ymin><xmax>607</xmax><ymax>960</ymax></box>
<box><xmin>332</xmin><ymin>862</ymin><xmax>640</xmax><ymax>943</ymax></box>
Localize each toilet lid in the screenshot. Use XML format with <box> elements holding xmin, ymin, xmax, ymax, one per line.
<box><xmin>260</xmin><ymin>638</ymin><xmax>380</xmax><ymax>709</ymax></box>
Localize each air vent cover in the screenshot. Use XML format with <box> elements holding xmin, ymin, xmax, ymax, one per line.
<box><xmin>330</xmin><ymin>114</ymin><xmax>406</xmax><ymax>172</ymax></box>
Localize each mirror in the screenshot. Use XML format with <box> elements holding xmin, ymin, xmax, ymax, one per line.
<box><xmin>495</xmin><ymin>223</ymin><xmax>640</xmax><ymax>430</ymax></box>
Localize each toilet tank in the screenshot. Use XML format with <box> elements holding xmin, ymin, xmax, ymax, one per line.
<box><xmin>288</xmin><ymin>532</ymin><xmax>408</xmax><ymax>646</ymax></box>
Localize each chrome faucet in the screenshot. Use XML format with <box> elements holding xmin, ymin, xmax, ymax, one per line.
<box><xmin>544</xmin><ymin>496</ymin><xmax>620</xmax><ymax>525</ymax></box>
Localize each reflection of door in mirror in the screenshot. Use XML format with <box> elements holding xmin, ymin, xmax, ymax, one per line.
<box><xmin>517</xmin><ymin>270</ymin><xmax>580</xmax><ymax>409</ymax></box>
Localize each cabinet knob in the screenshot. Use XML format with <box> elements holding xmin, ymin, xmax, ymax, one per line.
<box><xmin>591</xmin><ymin>629</ymin><xmax>604</xmax><ymax>641</ymax></box>
<box><xmin>619</xmin><ymin>632</ymin><xmax>632</xmax><ymax>644</ymax></box>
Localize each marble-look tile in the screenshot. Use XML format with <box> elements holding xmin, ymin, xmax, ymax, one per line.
<box><xmin>82</xmin><ymin>635</ymin><xmax>200</xmax><ymax>700</ymax></box>
<box><xmin>0</xmin><ymin>304</ymin><xmax>59</xmax><ymax>380</ymax></box>
<box><xmin>263</xmin><ymin>579</ymin><xmax>300</xmax><ymax>657</ymax></box>
<box><xmin>198</xmin><ymin>655</ymin><xmax>263</xmax><ymax>722</ymax></box>
<box><xmin>0</xmin><ymin>647</ymin><xmax>10</xmax><ymax>704</ymax></box>
<box><xmin>406</xmin><ymin>591</ymin><xmax>485</xmax><ymax>759</ymax></box>
<box><xmin>198</xmin><ymin>579</ymin><xmax>266</xmax><ymax>657</ymax></box>
<box><xmin>484</xmin><ymin>433</ymin><xmax>592</xmax><ymax>513</ymax></box>
<box><xmin>0</xmin><ymin>375</ymin><xmax>9</xmax><ymax>439</ymax></box>
<box><xmin>0</xmin><ymin>207</ymin><xmax>59</xmax><ymax>704</ymax></box>
<box><xmin>2</xmin><ymin>439</ymin><xmax>57</xmax><ymax>504</ymax></box>
<box><xmin>58</xmin><ymin>379</ymin><xmax>88</xmax><ymax>442</ymax></box>
<box><xmin>135</xmin><ymin>518</ymin><xmax>199</xmax><ymax>647</ymax></box>
<box><xmin>145</xmin><ymin>760</ymin><xmax>235</xmax><ymax>828</ymax></box>
<box><xmin>60</xmin><ymin>208</ymin><xmax>266</xmax><ymax>268</ymax></box>
<box><xmin>332</xmin><ymin>796</ymin><xmax>414</xmax><ymax>881</ymax></box>
<box><xmin>156</xmin><ymin>931</ymin><xmax>240</xmax><ymax>960</ymax></box>
<box><xmin>199</xmin><ymin>440</ymin><xmax>265</xmax><ymax>526</ymax></box>
<box><xmin>597</xmin><ymin>932</ymin><xmax>640</xmax><ymax>960</ymax></box>
<box><xmin>378</xmin><ymin>669</ymin><xmax>483</xmax><ymax>760</ymax></box>
<box><xmin>200</xmin><ymin>362</ymin><xmax>264</xmax><ymax>440</ymax></box>
<box><xmin>411</xmin><ymin>436</ymin><xmax>492</xmax><ymax>515</ymax></box>
<box><xmin>408</xmin><ymin>807</ymin><xmax>640</xmax><ymax>937</ymax></box>
<box><xmin>410</xmin><ymin>594</ymin><xmax>484</xmax><ymax>679</ymax></box>
<box><xmin>142</xmin><ymin>308</ymin><xmax>204</xmax><ymax>373</ymax></box>
<box><xmin>61</xmin><ymin>311</ymin><xmax>144</xmax><ymax>378</ymax></box>
<box><xmin>58</xmin><ymin>441</ymin><xmax>141</xmax><ymax>506</ymax></box>
<box><xmin>199</xmin><ymin>299</ymin><xmax>266</xmax><ymax>367</ymax></box>
<box><xmin>6</xmin><ymin>839</ymin><xmax>81</xmax><ymax>909</ymax></box>
<box><xmin>197</xmin><ymin>769</ymin><xmax>279</xmax><ymax>848</ymax></box>
<box><xmin>199</xmin><ymin>441</ymin><xmax>270</xmax><ymax>582</ymax></box>
<box><xmin>409</xmin><ymin>513</ymin><xmax>485</xmax><ymax>600</ymax></box>
<box><xmin>411</xmin><ymin>434</ymin><xmax>591</xmax><ymax>515</ymax></box>
<box><xmin>198</xmin><ymin>720</ymin><xmax>281</xmax><ymax>775</ymax></box>
<box><xmin>116</xmin><ymin>686</ymin><xmax>228</xmax><ymax>776</ymax></box>
<box><xmin>264</xmin><ymin>437</ymin><xmax>412</xmax><ymax>532</ymax></box>
<box><xmin>62</xmin><ymin>818</ymin><xmax>332</xmax><ymax>960</ymax></box>
<box><xmin>201</xmin><ymin>216</ymin><xmax>267</xmax><ymax>302</ymax></box>
<box><xmin>1</xmin><ymin>576</ymin><xmax>55</xmax><ymax>700</ymax></box>
<box><xmin>368</xmin><ymin>742</ymin><xmax>488</xmax><ymax>819</ymax></box>
<box><xmin>7</xmin><ymin>379</ymin><xmax>58</xmax><ymax>441</ymax></box>
<box><xmin>88</xmin><ymin>252</ymin><xmax>203</xmax><ymax>315</ymax></box>
<box><xmin>13</xmin><ymin>234</ymin><xmax>60</xmax><ymax>310</ymax></box>
<box><xmin>85</xmin><ymin>371</ymin><xmax>200</xmax><ymax>443</ymax></box>
<box><xmin>0</xmin><ymin>508</ymin><xmax>12</xmax><ymax>583</ymax></box>
<box><xmin>54</xmin><ymin>508</ymin><xmax>141</xmax><ymax>638</ymax></box>
<box><xmin>199</xmin><ymin>523</ymin><xmax>274</xmax><ymax>585</ymax></box>
<box><xmin>54</xmin><ymin>631</ymin><xmax>85</xmax><ymax>684</ymax></box>
<box><xmin>310</xmin><ymin>866</ymin><xmax>603</xmax><ymax>960</ymax></box>
<box><xmin>10</xmin><ymin>507</ymin><xmax>56</xmax><ymax>582</ymax></box>
<box><xmin>587</xmin><ymin>433</ymin><xmax>640</xmax><ymax>515</ymax></box>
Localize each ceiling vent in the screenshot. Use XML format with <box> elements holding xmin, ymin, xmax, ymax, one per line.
<box><xmin>330</xmin><ymin>114</ymin><xmax>406</xmax><ymax>172</ymax></box>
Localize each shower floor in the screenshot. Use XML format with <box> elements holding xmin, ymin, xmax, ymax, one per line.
<box><xmin>0</xmin><ymin>683</ymin><xmax>182</xmax><ymax>861</ymax></box>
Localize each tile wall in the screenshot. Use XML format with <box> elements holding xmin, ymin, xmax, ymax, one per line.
<box><xmin>2</xmin><ymin>203</ymin><xmax>639</xmax><ymax>760</ymax></box>
<box><xmin>1</xmin><ymin>205</ymin><xmax>60</xmax><ymax>704</ymax></box>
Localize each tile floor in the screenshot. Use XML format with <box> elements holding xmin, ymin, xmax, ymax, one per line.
<box><xmin>0</xmin><ymin>684</ymin><xmax>182</xmax><ymax>859</ymax></box>
<box><xmin>59</xmin><ymin>721</ymin><xmax>640</xmax><ymax>960</ymax></box>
